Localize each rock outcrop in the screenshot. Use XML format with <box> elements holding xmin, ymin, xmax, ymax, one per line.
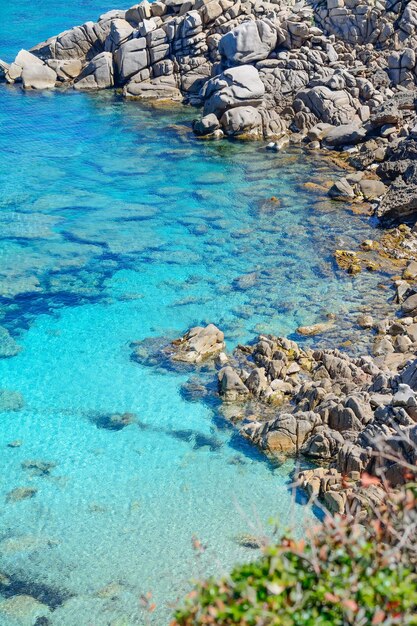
<box><xmin>211</xmin><ymin>320</ymin><xmax>417</xmax><ymax>512</ymax></box>
<box><xmin>170</xmin><ymin>324</ymin><xmax>225</xmax><ymax>363</ymax></box>
<box><xmin>2</xmin><ymin>0</ymin><xmax>417</xmax><ymax>204</ymax></box>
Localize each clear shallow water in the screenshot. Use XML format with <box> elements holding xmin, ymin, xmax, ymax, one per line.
<box><xmin>0</xmin><ymin>2</ymin><xmax>395</xmax><ymax>625</ymax></box>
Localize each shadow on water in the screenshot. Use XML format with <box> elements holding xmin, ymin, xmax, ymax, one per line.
<box><xmin>0</xmin><ymin>573</ymin><xmax>72</xmax><ymax>609</ymax></box>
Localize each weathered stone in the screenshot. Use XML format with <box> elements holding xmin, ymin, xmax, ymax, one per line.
<box><xmin>219</xmin><ymin>20</ymin><xmax>277</xmax><ymax>65</ymax></box>
<box><xmin>104</xmin><ymin>18</ymin><xmax>135</xmax><ymax>52</ymax></box>
<box><xmin>0</xmin><ymin>595</ymin><xmax>51</xmax><ymax>626</ymax></box>
<box><xmin>296</xmin><ymin>86</ymin><xmax>359</xmax><ymax>126</ymax></box>
<box><xmin>297</xmin><ymin>319</ymin><xmax>335</xmax><ymax>336</ymax></box>
<box><xmin>328</xmin><ymin>178</ymin><xmax>355</xmax><ymax>201</ymax></box>
<box><xmin>124</xmin><ymin>76</ymin><xmax>182</xmax><ymax>101</ymax></box>
<box><xmin>220</xmin><ymin>106</ymin><xmax>262</xmax><ymax>137</ymax></box>
<box><xmin>402</xmin><ymin>293</ymin><xmax>417</xmax><ymax>316</ymax></box>
<box><xmin>202</xmin><ymin>65</ymin><xmax>265</xmax><ymax>118</ymax></box>
<box><xmin>171</xmin><ymin>324</ymin><xmax>225</xmax><ymax>363</ymax></box>
<box><xmin>242</xmin><ymin>411</ymin><xmax>320</xmax><ymax>454</ymax></box>
<box><xmin>323</xmin><ymin>490</ymin><xmax>345</xmax><ymax>514</ymax></box>
<box><xmin>0</xmin><ymin>389</ymin><xmax>24</xmax><ymax>412</ymax></box>
<box><xmin>245</xmin><ymin>367</ymin><xmax>268</xmax><ymax>396</ymax></box>
<box><xmin>6</xmin><ymin>487</ymin><xmax>38</xmax><ymax>502</ymax></box>
<box><xmin>218</xmin><ymin>366</ymin><xmax>249</xmax><ymax>401</ymax></box>
<box><xmin>193</xmin><ymin>113</ymin><xmax>220</xmax><ymax>136</ymax></box>
<box><xmin>74</xmin><ymin>52</ymin><xmax>114</xmax><ymax>89</ymax></box>
<box><xmin>6</xmin><ymin>49</ymin><xmax>57</xmax><ymax>89</ymax></box>
<box><xmin>359</xmin><ymin>179</ymin><xmax>387</xmax><ymax>200</ymax></box>
<box><xmin>0</xmin><ymin>326</ymin><xmax>21</xmax><ymax>358</ymax></box>
<box><xmin>114</xmin><ymin>38</ymin><xmax>148</xmax><ymax>83</ymax></box>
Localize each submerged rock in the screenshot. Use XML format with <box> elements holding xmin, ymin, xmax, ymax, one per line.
<box><xmin>0</xmin><ymin>535</ymin><xmax>57</xmax><ymax>555</ymax></box>
<box><xmin>6</xmin><ymin>487</ymin><xmax>38</xmax><ymax>503</ymax></box>
<box><xmin>0</xmin><ymin>594</ymin><xmax>51</xmax><ymax>626</ymax></box>
<box><xmin>334</xmin><ymin>250</ymin><xmax>362</xmax><ymax>275</ymax></box>
<box><xmin>7</xmin><ymin>440</ymin><xmax>23</xmax><ymax>448</ymax></box>
<box><xmin>93</xmin><ymin>412</ymin><xmax>137</xmax><ymax>431</ymax></box>
<box><xmin>297</xmin><ymin>318</ymin><xmax>335</xmax><ymax>337</ymax></box>
<box><xmin>0</xmin><ymin>390</ymin><xmax>24</xmax><ymax>412</ymax></box>
<box><xmin>21</xmin><ymin>460</ymin><xmax>56</xmax><ymax>477</ymax></box>
<box><xmin>0</xmin><ymin>326</ymin><xmax>21</xmax><ymax>358</ymax></box>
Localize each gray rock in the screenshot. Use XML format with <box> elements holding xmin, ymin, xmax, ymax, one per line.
<box><xmin>220</xmin><ymin>106</ymin><xmax>263</xmax><ymax>136</ymax></box>
<box><xmin>74</xmin><ymin>52</ymin><xmax>114</xmax><ymax>89</ymax></box>
<box><xmin>401</xmin><ymin>359</ymin><xmax>417</xmax><ymax>390</ymax></box>
<box><xmin>171</xmin><ymin>324</ymin><xmax>225</xmax><ymax>363</ymax></box>
<box><xmin>376</xmin><ymin>178</ymin><xmax>417</xmax><ymax>224</ymax></box>
<box><xmin>104</xmin><ymin>18</ymin><xmax>135</xmax><ymax>52</ymax></box>
<box><xmin>393</xmin><ymin>384</ymin><xmax>417</xmax><ymax>408</ymax></box>
<box><xmin>403</xmin><ymin>260</ymin><xmax>417</xmax><ymax>280</ymax></box>
<box><xmin>296</xmin><ymin>86</ymin><xmax>359</xmax><ymax>126</ymax></box>
<box><xmin>124</xmin><ymin>76</ymin><xmax>182</xmax><ymax>101</ymax></box>
<box><xmin>301</xmin><ymin>427</ymin><xmax>344</xmax><ymax>459</ymax></box>
<box><xmin>323</xmin><ymin>123</ymin><xmax>366</xmax><ymax>147</ymax></box>
<box><xmin>22</xmin><ymin>63</ymin><xmax>57</xmax><ymax>89</ymax></box>
<box><xmin>6</xmin><ymin>49</ymin><xmax>56</xmax><ymax>89</ymax></box>
<box><xmin>47</xmin><ymin>58</ymin><xmax>83</xmax><ymax>80</ymax></box>
<box><xmin>244</xmin><ymin>367</ymin><xmax>268</xmax><ymax>396</ymax></box>
<box><xmin>242</xmin><ymin>411</ymin><xmax>320</xmax><ymax>454</ymax></box>
<box><xmin>202</xmin><ymin>65</ymin><xmax>265</xmax><ymax>118</ymax></box>
<box><xmin>328</xmin><ymin>177</ymin><xmax>355</xmax><ymax>200</ymax></box>
<box><xmin>328</xmin><ymin>404</ymin><xmax>363</xmax><ymax>432</ymax></box>
<box><xmin>402</xmin><ymin>293</ymin><xmax>417</xmax><ymax>316</ymax></box>
<box><xmin>114</xmin><ymin>37</ymin><xmax>148</xmax><ymax>83</ymax></box>
<box><xmin>31</xmin><ymin>20</ymin><xmax>110</xmax><ymax>62</ymax></box>
<box><xmin>359</xmin><ymin>179</ymin><xmax>387</xmax><ymax>200</ymax></box>
<box><xmin>338</xmin><ymin>442</ymin><xmax>369</xmax><ymax>474</ymax></box>
<box><xmin>219</xmin><ymin>20</ymin><xmax>277</xmax><ymax>65</ymax></box>
<box><xmin>218</xmin><ymin>366</ymin><xmax>249</xmax><ymax>401</ymax></box>
<box><xmin>0</xmin><ymin>58</ymin><xmax>9</xmax><ymax>79</ymax></box>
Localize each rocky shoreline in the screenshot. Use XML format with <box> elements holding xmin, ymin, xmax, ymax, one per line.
<box><xmin>2</xmin><ymin>0</ymin><xmax>417</xmax><ymax>224</ymax></box>
<box><xmin>142</xmin><ymin>295</ymin><xmax>417</xmax><ymax>516</ymax></box>
<box><xmin>3</xmin><ymin>0</ymin><xmax>417</xmax><ymax>512</ymax></box>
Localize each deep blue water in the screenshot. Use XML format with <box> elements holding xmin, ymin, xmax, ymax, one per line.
<box><xmin>0</xmin><ymin>2</ymin><xmax>394</xmax><ymax>624</ymax></box>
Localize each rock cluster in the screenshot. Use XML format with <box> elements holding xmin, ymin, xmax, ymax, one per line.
<box><xmin>135</xmin><ymin>312</ymin><xmax>417</xmax><ymax>513</ymax></box>
<box><xmin>3</xmin><ymin>0</ymin><xmax>417</xmax><ymax>220</ymax></box>
<box><xmin>169</xmin><ymin>323</ymin><xmax>225</xmax><ymax>363</ymax></box>
<box><xmin>210</xmin><ymin>318</ymin><xmax>417</xmax><ymax>512</ymax></box>
<box><xmin>131</xmin><ymin>324</ymin><xmax>225</xmax><ymax>366</ymax></box>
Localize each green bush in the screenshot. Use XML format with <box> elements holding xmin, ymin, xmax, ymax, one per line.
<box><xmin>173</xmin><ymin>484</ymin><xmax>417</xmax><ymax>626</ymax></box>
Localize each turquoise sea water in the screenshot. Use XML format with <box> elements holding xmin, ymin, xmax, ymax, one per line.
<box><xmin>0</xmin><ymin>3</ymin><xmax>395</xmax><ymax>625</ymax></box>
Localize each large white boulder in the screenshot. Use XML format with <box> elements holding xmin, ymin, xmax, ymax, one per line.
<box><xmin>114</xmin><ymin>37</ymin><xmax>148</xmax><ymax>83</ymax></box>
<box><xmin>220</xmin><ymin>106</ymin><xmax>263</xmax><ymax>136</ymax></box>
<box><xmin>218</xmin><ymin>19</ymin><xmax>278</xmax><ymax>65</ymax></box>
<box><xmin>104</xmin><ymin>18</ymin><xmax>135</xmax><ymax>52</ymax></box>
<box><xmin>123</xmin><ymin>75</ymin><xmax>182</xmax><ymax>101</ymax></box>
<box><xmin>296</xmin><ymin>85</ymin><xmax>359</xmax><ymax>126</ymax></box>
<box><xmin>30</xmin><ymin>19</ymin><xmax>111</xmax><ymax>62</ymax></box>
<box><xmin>202</xmin><ymin>65</ymin><xmax>265</xmax><ymax>117</ymax></box>
<box><xmin>6</xmin><ymin>49</ymin><xmax>56</xmax><ymax>88</ymax></box>
<box><xmin>74</xmin><ymin>52</ymin><xmax>114</xmax><ymax>90</ymax></box>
